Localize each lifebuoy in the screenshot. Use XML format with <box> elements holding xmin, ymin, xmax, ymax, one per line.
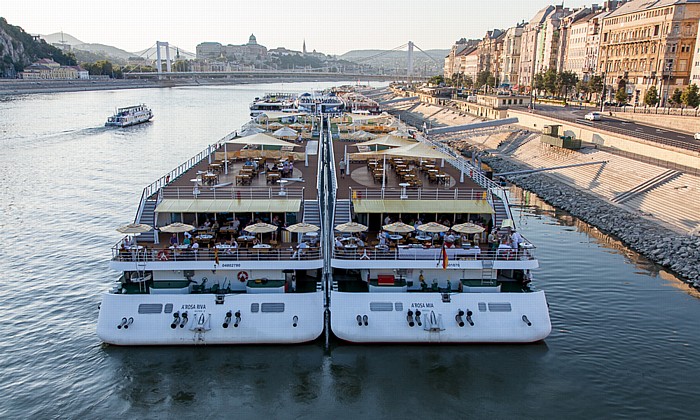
<box><xmin>237</xmin><ymin>271</ymin><xmax>249</xmax><ymax>282</ymax></box>
<box><xmin>157</xmin><ymin>250</ymin><xmax>170</xmax><ymax>261</ymax></box>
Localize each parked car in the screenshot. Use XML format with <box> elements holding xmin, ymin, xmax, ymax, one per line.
<box><xmin>694</xmin><ymin>132</ymin><xmax>700</xmax><ymax>140</ymax></box>
<box><xmin>584</xmin><ymin>111</ymin><xmax>602</xmax><ymax>121</ymax></box>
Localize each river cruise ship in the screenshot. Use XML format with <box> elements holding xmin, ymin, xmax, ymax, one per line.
<box><xmin>327</xmin><ymin>120</ymin><xmax>551</xmax><ymax>343</ymax></box>
<box><xmin>97</xmin><ymin>118</ymin><xmax>324</xmax><ymax>345</ymax></box>
<box><xmin>105</xmin><ymin>104</ymin><xmax>153</xmax><ymax>127</ymax></box>
<box><xmin>249</xmin><ymin>93</ymin><xmax>298</xmax><ymax>117</ymax></box>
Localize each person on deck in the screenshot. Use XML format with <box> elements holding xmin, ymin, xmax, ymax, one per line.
<box><xmin>338</xmin><ymin>159</ymin><xmax>346</xmax><ymax>178</ymax></box>
<box><xmin>170</xmin><ymin>234</ymin><xmax>178</xmax><ymax>246</ymax></box>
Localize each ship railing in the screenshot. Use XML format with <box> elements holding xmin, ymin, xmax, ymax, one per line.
<box><xmin>332</xmin><ymin>247</ymin><xmax>536</xmax><ymax>262</ymax></box>
<box><xmin>141</xmin><ymin>130</ymin><xmax>237</xmax><ymax>200</ymax></box>
<box><xmin>112</xmin><ymin>242</ymin><xmax>322</xmax><ymax>262</ymax></box>
<box><xmin>349</xmin><ymin>187</ymin><xmax>487</xmax><ymax>201</ymax></box>
<box><xmin>160</xmin><ymin>186</ymin><xmax>305</xmax><ymax>200</ymax></box>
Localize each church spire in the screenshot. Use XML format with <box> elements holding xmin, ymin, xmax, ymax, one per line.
<box><xmin>303</xmin><ymin>39</ymin><xmax>307</xmax><ymax>55</ymax></box>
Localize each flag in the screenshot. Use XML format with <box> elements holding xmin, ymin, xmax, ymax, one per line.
<box><xmin>214</xmin><ymin>247</ymin><xmax>219</xmax><ymax>265</ymax></box>
<box><xmin>442</xmin><ymin>244</ymin><xmax>448</xmax><ymax>270</ymax></box>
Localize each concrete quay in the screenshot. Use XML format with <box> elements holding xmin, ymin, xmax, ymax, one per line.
<box><xmin>386</xmin><ymin>100</ymin><xmax>700</xmax><ymax>288</ymax></box>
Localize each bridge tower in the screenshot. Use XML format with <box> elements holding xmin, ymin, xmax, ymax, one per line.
<box><xmin>407</xmin><ymin>41</ymin><xmax>414</xmax><ymax>83</ymax></box>
<box><xmin>155</xmin><ymin>41</ymin><xmax>172</xmax><ymax>75</ymax></box>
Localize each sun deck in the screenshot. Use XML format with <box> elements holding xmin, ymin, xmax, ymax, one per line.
<box><xmin>118</xmin><ymin>133</ymin><xmax>323</xmax><ymax>263</ymax></box>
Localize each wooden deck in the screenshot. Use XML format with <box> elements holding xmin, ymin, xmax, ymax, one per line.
<box><xmin>332</xmin><ymin>137</ymin><xmax>484</xmax><ymax>199</ymax></box>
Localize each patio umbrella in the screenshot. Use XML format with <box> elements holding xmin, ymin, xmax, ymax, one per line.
<box><xmin>334</xmin><ymin>222</ymin><xmax>368</xmax><ymax>233</ymax></box>
<box><xmin>268</xmin><ymin>122</ymin><xmax>284</xmax><ymax>129</ymax></box>
<box><xmin>451</xmin><ymin>223</ymin><xmax>485</xmax><ymax>234</ymax></box>
<box><xmin>160</xmin><ymin>222</ymin><xmax>195</xmax><ymax>233</ymax></box>
<box><xmin>382</xmin><ymin>221</ymin><xmax>415</xmax><ymax>233</ymax></box>
<box><xmin>417</xmin><ymin>222</ymin><xmax>449</xmax><ymax>233</ymax></box>
<box><xmin>116</xmin><ymin>223</ymin><xmax>153</xmax><ymax>234</ymax></box>
<box><xmin>244</xmin><ymin>222</ymin><xmax>278</xmax><ymax>234</ymax></box>
<box><xmin>273</xmin><ymin>126</ymin><xmax>298</xmax><ymax>138</ymax></box>
<box><xmin>289</xmin><ymin>123</ymin><xmax>305</xmax><ymax>129</ymax></box>
<box><xmin>285</xmin><ymin>223</ymin><xmax>320</xmax><ymax>233</ymax></box>
<box><xmin>239</xmin><ymin>126</ymin><xmax>266</xmax><ymax>137</ymax></box>
<box><xmin>160</xmin><ymin>222</ymin><xmax>195</xmax><ymax>244</ymax></box>
<box><xmin>389</xmin><ymin>129</ymin><xmax>412</xmax><ymax>138</ymax></box>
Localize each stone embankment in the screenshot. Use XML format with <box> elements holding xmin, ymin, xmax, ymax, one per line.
<box><xmin>386</xmin><ymin>102</ymin><xmax>700</xmax><ymax>289</ymax></box>
<box><xmin>484</xmin><ymin>156</ymin><xmax>700</xmax><ymax>290</ymax></box>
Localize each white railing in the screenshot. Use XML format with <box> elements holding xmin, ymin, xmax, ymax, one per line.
<box><xmin>112</xmin><ymin>241</ymin><xmax>322</xmax><ymax>262</ymax></box>
<box><xmin>348</xmin><ymin>187</ymin><xmax>486</xmax><ymax>201</ymax></box>
<box><xmin>332</xmin><ymin>247</ymin><xmax>535</xmax><ymax>261</ymax></box>
<box><xmin>161</xmin><ymin>186</ymin><xmax>305</xmax><ymax>200</ymax></box>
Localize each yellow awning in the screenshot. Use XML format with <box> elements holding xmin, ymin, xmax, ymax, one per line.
<box><xmin>155</xmin><ymin>199</ymin><xmax>301</xmax><ymax>213</ymax></box>
<box><xmin>351</xmin><ymin>199</ymin><xmax>494</xmax><ymax>214</ymax></box>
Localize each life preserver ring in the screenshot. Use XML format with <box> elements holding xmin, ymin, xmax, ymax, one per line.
<box><xmin>157</xmin><ymin>250</ymin><xmax>170</xmax><ymax>261</ymax></box>
<box><xmin>237</xmin><ymin>271</ymin><xmax>249</xmax><ymax>282</ymax></box>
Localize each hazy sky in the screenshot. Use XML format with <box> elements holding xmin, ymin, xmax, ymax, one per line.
<box><xmin>5</xmin><ymin>0</ymin><xmax>591</xmax><ymax>55</ymax></box>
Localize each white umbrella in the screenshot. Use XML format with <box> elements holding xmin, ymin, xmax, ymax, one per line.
<box><xmin>273</xmin><ymin>126</ymin><xmax>298</xmax><ymax>138</ymax></box>
<box><xmin>239</xmin><ymin>127</ymin><xmax>266</xmax><ymax>137</ymax></box>
<box><xmin>160</xmin><ymin>223</ymin><xmax>195</xmax><ymax>233</ymax></box>
<box><xmin>334</xmin><ymin>222</ymin><xmax>368</xmax><ymax>233</ymax></box>
<box><xmin>382</xmin><ymin>222</ymin><xmax>415</xmax><ymax>233</ymax></box>
<box><xmin>417</xmin><ymin>222</ymin><xmax>449</xmax><ymax>233</ymax></box>
<box><xmin>451</xmin><ymin>223</ymin><xmax>485</xmax><ymax>234</ymax></box>
<box><xmin>160</xmin><ymin>222</ymin><xmax>195</xmax><ymax>244</ymax></box>
<box><xmin>116</xmin><ymin>223</ymin><xmax>153</xmax><ymax>234</ymax></box>
<box><xmin>389</xmin><ymin>129</ymin><xmax>412</xmax><ymax>138</ymax></box>
<box><xmin>244</xmin><ymin>222</ymin><xmax>278</xmax><ymax>234</ymax></box>
<box><xmin>268</xmin><ymin>122</ymin><xmax>284</xmax><ymax>129</ymax></box>
<box><xmin>285</xmin><ymin>223</ymin><xmax>320</xmax><ymax>233</ymax></box>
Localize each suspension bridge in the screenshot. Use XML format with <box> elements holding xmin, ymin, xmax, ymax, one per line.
<box><xmin>123</xmin><ymin>41</ymin><xmax>437</xmax><ymax>82</ymax></box>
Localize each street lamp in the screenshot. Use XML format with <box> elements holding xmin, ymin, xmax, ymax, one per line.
<box><xmin>600</xmin><ymin>72</ymin><xmax>606</xmax><ymax>112</ymax></box>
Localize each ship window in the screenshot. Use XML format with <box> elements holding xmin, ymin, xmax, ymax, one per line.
<box><xmin>164</xmin><ymin>304</ymin><xmax>173</xmax><ymax>314</ymax></box>
<box><xmin>251</xmin><ymin>303</ymin><xmax>259</xmax><ymax>313</ymax></box>
<box><xmin>138</xmin><ymin>303</ymin><xmax>163</xmax><ymax>314</ymax></box>
<box><xmin>369</xmin><ymin>302</ymin><xmax>393</xmax><ymax>312</ymax></box>
<box><xmin>478</xmin><ymin>302</ymin><xmax>487</xmax><ymax>312</ymax></box>
<box><xmin>394</xmin><ymin>302</ymin><xmax>404</xmax><ymax>311</ymax></box>
<box><xmin>488</xmin><ymin>302</ymin><xmax>512</xmax><ymax>312</ymax></box>
<box><xmin>261</xmin><ymin>303</ymin><xmax>285</xmax><ymax>313</ymax></box>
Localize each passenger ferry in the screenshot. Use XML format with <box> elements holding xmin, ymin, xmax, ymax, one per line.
<box><xmin>327</xmin><ymin>110</ymin><xmax>551</xmax><ymax>343</ymax></box>
<box><xmin>249</xmin><ymin>93</ymin><xmax>298</xmax><ymax>117</ymax></box>
<box><xmin>105</xmin><ymin>104</ymin><xmax>153</xmax><ymax>127</ymax></box>
<box><xmin>97</xmin><ymin>123</ymin><xmax>324</xmax><ymax>345</ymax></box>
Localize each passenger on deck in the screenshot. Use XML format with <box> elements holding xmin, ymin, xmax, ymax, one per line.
<box><xmin>488</xmin><ymin>229</ymin><xmax>498</xmax><ymax>251</ymax></box>
<box><xmin>335</xmin><ymin>237</ymin><xmax>343</xmax><ymax>249</ymax></box>
<box><xmin>212</xmin><ymin>220</ymin><xmax>220</xmax><ymax>231</ymax></box>
<box><xmin>170</xmin><ymin>234</ymin><xmax>178</xmax><ymax>246</ymax></box>
<box><xmin>231</xmin><ymin>217</ymin><xmax>240</xmax><ymax>233</ymax></box>
<box><xmin>291</xmin><ymin>241</ymin><xmax>309</xmax><ymax>259</ymax></box>
<box><xmin>183</xmin><ymin>236</ymin><xmax>191</xmax><ymax>246</ymax></box>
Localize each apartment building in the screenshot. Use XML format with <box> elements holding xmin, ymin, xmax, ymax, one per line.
<box><xmin>599</xmin><ymin>0</ymin><xmax>700</xmax><ymax>105</ymax></box>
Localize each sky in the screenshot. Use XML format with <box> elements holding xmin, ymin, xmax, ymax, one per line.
<box><xmin>4</xmin><ymin>0</ymin><xmax>591</xmax><ymax>55</ymax></box>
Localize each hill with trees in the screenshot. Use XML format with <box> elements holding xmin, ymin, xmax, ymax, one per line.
<box><xmin>0</xmin><ymin>17</ymin><xmax>76</xmax><ymax>77</ymax></box>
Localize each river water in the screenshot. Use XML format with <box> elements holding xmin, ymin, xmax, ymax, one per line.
<box><xmin>1</xmin><ymin>83</ymin><xmax>699</xmax><ymax>418</ymax></box>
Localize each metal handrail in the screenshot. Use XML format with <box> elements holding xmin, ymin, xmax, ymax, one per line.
<box><xmin>161</xmin><ymin>186</ymin><xmax>305</xmax><ymax>200</ymax></box>
<box><xmin>348</xmin><ymin>187</ymin><xmax>487</xmax><ymax>200</ymax></box>
<box><xmin>331</xmin><ymin>247</ymin><xmax>535</xmax><ymax>261</ymax></box>
<box><xmin>112</xmin><ymin>243</ymin><xmax>323</xmax><ymax>262</ymax></box>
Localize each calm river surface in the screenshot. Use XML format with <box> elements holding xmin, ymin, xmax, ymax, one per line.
<box><xmin>1</xmin><ymin>83</ymin><xmax>699</xmax><ymax>419</ymax></box>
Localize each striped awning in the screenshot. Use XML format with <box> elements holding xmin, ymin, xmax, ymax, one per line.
<box><xmin>351</xmin><ymin>199</ymin><xmax>494</xmax><ymax>214</ymax></box>
<box><xmin>155</xmin><ymin>199</ymin><xmax>301</xmax><ymax>213</ymax></box>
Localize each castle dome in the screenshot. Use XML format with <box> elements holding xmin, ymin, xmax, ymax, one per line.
<box><xmin>248</xmin><ymin>34</ymin><xmax>257</xmax><ymax>45</ymax></box>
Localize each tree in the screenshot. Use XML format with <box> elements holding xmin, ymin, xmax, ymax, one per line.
<box><xmin>681</xmin><ymin>83</ymin><xmax>700</xmax><ymax>108</ymax></box>
<box><xmin>615</xmin><ymin>87</ymin><xmax>628</xmax><ymax>104</ymax></box>
<box><xmin>588</xmin><ymin>75</ymin><xmax>604</xmax><ymax>101</ymax></box>
<box><xmin>464</xmin><ymin>75</ymin><xmax>474</xmax><ymax>89</ymax></box>
<box><xmin>644</xmin><ymin>86</ymin><xmax>659</xmax><ymax>106</ymax></box>
<box><xmin>428</xmin><ymin>75</ymin><xmax>444</xmax><ymax>86</ymax></box>
<box><xmin>671</xmin><ymin>88</ymin><xmax>683</xmax><ymax>106</ymax></box>
<box><xmin>543</xmin><ymin>69</ymin><xmax>558</xmax><ymax>96</ymax></box>
<box><xmin>558</xmin><ymin>71</ymin><xmax>579</xmax><ymax>98</ymax></box>
<box><xmin>533</xmin><ymin>73</ymin><xmax>545</xmax><ymax>95</ymax></box>
<box><xmin>476</xmin><ymin>71</ymin><xmax>491</xmax><ymax>91</ymax></box>
<box><xmin>576</xmin><ymin>79</ymin><xmax>590</xmax><ymax>100</ymax></box>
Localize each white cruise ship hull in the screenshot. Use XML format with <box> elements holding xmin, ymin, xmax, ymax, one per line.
<box><xmin>330</xmin><ymin>290</ymin><xmax>551</xmax><ymax>343</ymax></box>
<box><xmin>105</xmin><ymin>114</ymin><xmax>152</xmax><ymax>127</ymax></box>
<box><xmin>97</xmin><ymin>291</ymin><xmax>324</xmax><ymax>345</ymax></box>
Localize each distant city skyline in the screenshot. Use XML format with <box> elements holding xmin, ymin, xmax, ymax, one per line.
<box><xmin>8</xmin><ymin>0</ymin><xmax>591</xmax><ymax>55</ymax></box>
